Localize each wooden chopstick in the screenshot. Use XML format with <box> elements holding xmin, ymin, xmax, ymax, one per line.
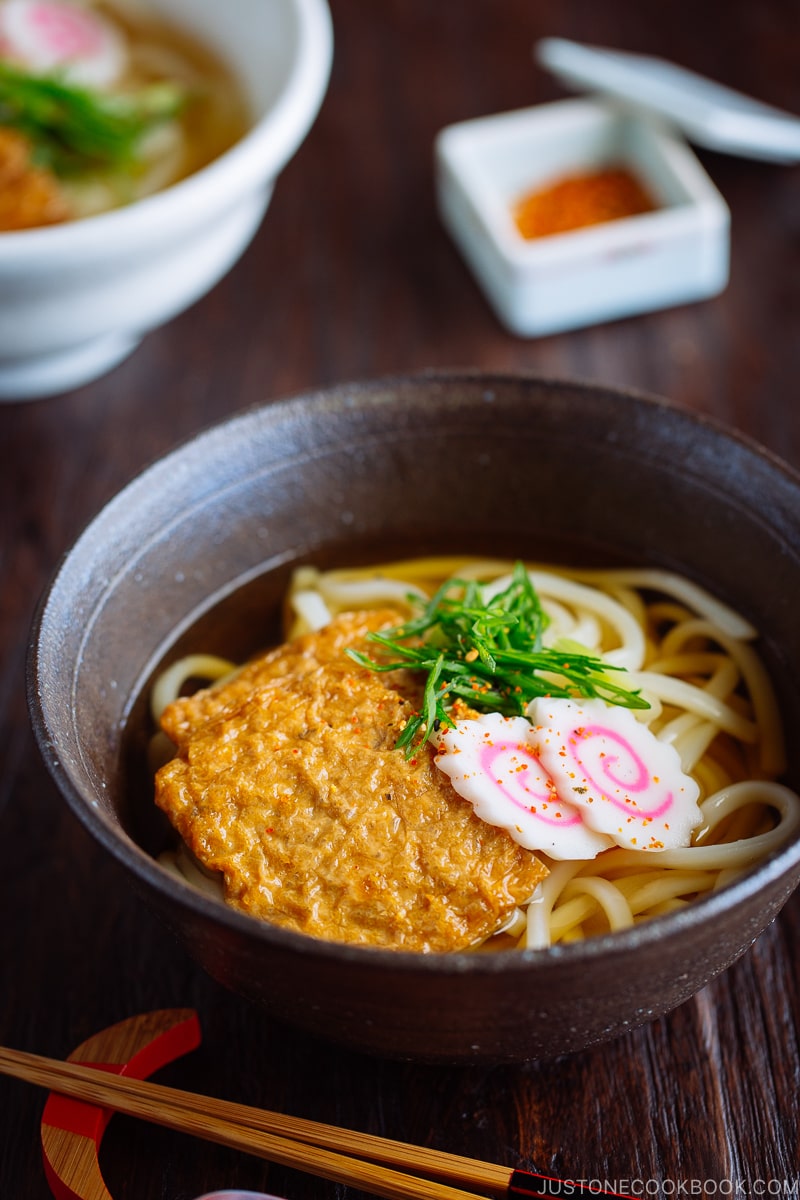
<box><xmin>0</xmin><ymin>1044</ymin><xmax>509</xmax><ymax>1200</ymax></box>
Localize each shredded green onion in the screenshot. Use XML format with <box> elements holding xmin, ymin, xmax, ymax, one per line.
<box><xmin>0</xmin><ymin>61</ymin><xmax>185</xmax><ymax>175</ymax></box>
<box><xmin>347</xmin><ymin>562</ymin><xmax>649</xmax><ymax>755</ymax></box>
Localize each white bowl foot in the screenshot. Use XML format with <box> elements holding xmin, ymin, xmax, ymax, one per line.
<box><xmin>0</xmin><ymin>330</ymin><xmax>142</xmax><ymax>401</ymax></box>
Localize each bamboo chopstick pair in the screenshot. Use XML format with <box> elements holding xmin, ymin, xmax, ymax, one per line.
<box><xmin>0</xmin><ymin>1043</ymin><xmax>613</xmax><ymax>1200</ymax></box>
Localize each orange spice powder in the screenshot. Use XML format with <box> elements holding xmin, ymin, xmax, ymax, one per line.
<box><xmin>512</xmin><ymin>165</ymin><xmax>657</xmax><ymax>240</ymax></box>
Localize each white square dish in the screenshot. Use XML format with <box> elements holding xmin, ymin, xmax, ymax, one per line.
<box><xmin>435</xmin><ymin>98</ymin><xmax>730</xmax><ymax>337</ymax></box>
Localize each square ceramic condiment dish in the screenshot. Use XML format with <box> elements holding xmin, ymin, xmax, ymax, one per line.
<box><xmin>435</xmin><ymin>98</ymin><xmax>730</xmax><ymax>337</ymax></box>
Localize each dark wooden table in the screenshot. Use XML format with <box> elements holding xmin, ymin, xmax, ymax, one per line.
<box><xmin>2</xmin><ymin>2</ymin><xmax>800</xmax><ymax>1196</ymax></box>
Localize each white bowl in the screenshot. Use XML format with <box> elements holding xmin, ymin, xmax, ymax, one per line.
<box><xmin>435</xmin><ymin>98</ymin><xmax>730</xmax><ymax>337</ymax></box>
<box><xmin>0</xmin><ymin>0</ymin><xmax>333</xmax><ymax>401</ymax></box>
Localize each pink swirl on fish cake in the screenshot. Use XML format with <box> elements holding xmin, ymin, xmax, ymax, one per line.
<box><xmin>435</xmin><ymin>712</ymin><xmax>612</xmax><ymax>860</ymax></box>
<box><xmin>530</xmin><ymin>698</ymin><xmax>702</xmax><ymax>852</ymax></box>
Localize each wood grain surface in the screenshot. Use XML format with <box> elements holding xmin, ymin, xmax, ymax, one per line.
<box><xmin>1</xmin><ymin>1</ymin><xmax>799</xmax><ymax>1197</ymax></box>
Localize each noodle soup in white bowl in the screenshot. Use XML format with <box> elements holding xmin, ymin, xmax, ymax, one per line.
<box><xmin>0</xmin><ymin>0</ymin><xmax>332</xmax><ymax>400</ymax></box>
<box><xmin>28</xmin><ymin>374</ymin><xmax>800</xmax><ymax>1062</ymax></box>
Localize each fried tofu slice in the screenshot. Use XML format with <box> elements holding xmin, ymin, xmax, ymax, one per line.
<box><xmin>156</xmin><ymin>611</ymin><xmax>546</xmax><ymax>952</ymax></box>
<box><xmin>0</xmin><ymin>128</ymin><xmax>71</xmax><ymax>231</ymax></box>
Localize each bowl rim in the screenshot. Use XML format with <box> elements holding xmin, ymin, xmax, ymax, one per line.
<box><xmin>27</xmin><ymin>370</ymin><xmax>800</xmax><ymax>977</ymax></box>
<box><xmin>0</xmin><ymin>0</ymin><xmax>333</xmax><ymax>264</ymax></box>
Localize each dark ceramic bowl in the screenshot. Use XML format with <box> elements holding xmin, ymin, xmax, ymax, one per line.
<box><xmin>28</xmin><ymin>374</ymin><xmax>800</xmax><ymax>1063</ymax></box>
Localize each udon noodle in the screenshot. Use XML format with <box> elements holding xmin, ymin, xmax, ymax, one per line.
<box><xmin>151</xmin><ymin>558</ymin><xmax>800</xmax><ymax>950</ymax></box>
